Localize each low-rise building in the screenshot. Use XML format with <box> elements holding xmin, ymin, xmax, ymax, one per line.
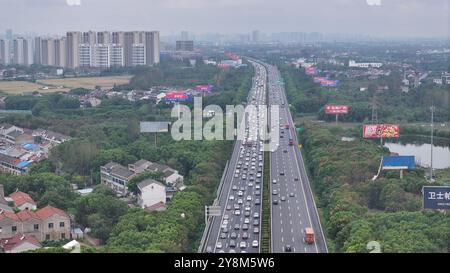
<box><xmin>0</xmin><ymin>233</ymin><xmax>41</xmax><ymax>253</ymax></box>
<box><xmin>101</xmin><ymin>162</ymin><xmax>137</xmax><ymax>196</ymax></box>
<box><xmin>137</xmin><ymin>179</ymin><xmax>166</xmax><ymax>209</ymax></box>
<box><xmin>9</xmin><ymin>191</ymin><xmax>37</xmax><ymax>211</ymax></box>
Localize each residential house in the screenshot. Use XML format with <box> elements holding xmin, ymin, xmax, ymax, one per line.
<box><xmin>101</xmin><ymin>162</ymin><xmax>137</xmax><ymax>196</ymax></box>
<box><xmin>0</xmin><ymin>233</ymin><xmax>41</xmax><ymax>253</ymax></box>
<box><xmin>35</xmin><ymin>206</ymin><xmax>71</xmax><ymax>241</ymax></box>
<box><xmin>0</xmin><ymin>153</ymin><xmax>28</xmax><ymax>175</ymax></box>
<box><xmin>137</xmin><ymin>179</ymin><xmax>167</xmax><ymax>210</ymax></box>
<box><xmin>9</xmin><ymin>191</ymin><xmax>37</xmax><ymax>211</ymax></box>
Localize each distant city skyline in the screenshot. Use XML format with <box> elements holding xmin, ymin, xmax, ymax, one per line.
<box><xmin>0</xmin><ymin>0</ymin><xmax>449</xmax><ymax>39</ymax></box>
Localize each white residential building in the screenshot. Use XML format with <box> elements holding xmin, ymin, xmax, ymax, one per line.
<box><xmin>137</xmin><ymin>179</ymin><xmax>166</xmax><ymax>209</ymax></box>
<box><xmin>349</xmin><ymin>60</ymin><xmax>383</xmax><ymax>68</ymax></box>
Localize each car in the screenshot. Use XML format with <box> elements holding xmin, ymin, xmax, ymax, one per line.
<box><xmin>226</xmin><ymin>205</ymin><xmax>232</xmax><ymax>210</ymax></box>
<box><xmin>255</xmin><ymin>185</ymin><xmax>261</xmax><ymax>190</ymax></box>
<box><xmin>248</xmin><ymin>182</ymin><xmax>254</xmax><ymax>187</ymax></box>
<box><xmin>255</xmin><ymin>198</ymin><xmax>261</xmax><ymax>205</ymax></box>
<box><xmin>240</xmin><ymin>186</ymin><xmax>245</xmax><ymax>191</ymax></box>
<box><xmin>272</xmin><ymin>179</ymin><xmax>277</xmax><ymax>184</ymax></box>
<box><xmin>216</xmin><ymin>242</ymin><xmax>223</xmax><ymax>249</ymax></box>
<box><xmin>232</xmin><ymin>185</ymin><xmax>238</xmax><ymax>191</ymax></box>
<box><xmin>272</xmin><ymin>190</ymin><xmax>278</xmax><ymax>195</ymax></box>
<box><xmin>255</xmin><ymin>190</ymin><xmax>261</xmax><ymax>196</ymax></box>
<box><xmin>229</xmin><ymin>249</ymin><xmax>236</xmax><ymax>253</ymax></box>
<box><xmin>229</xmin><ymin>240</ymin><xmax>236</xmax><ymax>248</ymax></box>
<box><xmin>244</xmin><ymin>218</ymin><xmax>250</xmax><ymax>224</ymax></box>
<box><xmin>253</xmin><ymin>227</ymin><xmax>260</xmax><ymax>234</ymax></box>
<box><xmin>294</xmin><ymin>177</ymin><xmax>299</xmax><ymax>181</ymax></box>
<box><xmin>255</xmin><ymin>178</ymin><xmax>261</xmax><ymax>184</ymax></box>
<box><xmin>284</xmin><ymin>245</ymin><xmax>292</xmax><ymax>252</ymax></box>
<box><xmin>234</xmin><ymin>204</ymin><xmax>240</xmax><ymax>210</ymax></box>
<box><xmin>272</xmin><ymin>199</ymin><xmax>279</xmax><ymax>205</ymax></box>
<box><xmin>289</xmin><ymin>192</ymin><xmax>295</xmax><ymax>197</ymax></box>
<box><xmin>238</xmin><ymin>191</ymin><xmax>244</xmax><ymax>197</ymax></box>
<box><xmin>220</xmin><ymin>232</ymin><xmax>227</xmax><ymax>239</ymax></box>
<box><xmin>280</xmin><ymin>171</ymin><xmax>285</xmax><ymax>176</ymax></box>
<box><xmin>252</xmin><ymin>240</ymin><xmax>259</xmax><ymax>248</ymax></box>
<box><xmin>205</xmin><ymin>246</ymin><xmax>213</xmax><ymax>253</ymax></box>
<box><xmin>234</xmin><ymin>174</ymin><xmax>239</xmax><ymax>178</ymax></box>
<box><xmin>223</xmin><ymin>219</ymin><xmax>229</xmax><ymax>226</ymax></box>
<box><xmin>234</xmin><ymin>224</ymin><xmax>240</xmax><ymax>230</ymax></box>
<box><xmin>222</xmin><ymin>227</ymin><xmax>229</xmax><ymax>233</ymax></box>
<box><xmin>238</xmin><ymin>199</ymin><xmax>243</xmax><ymax>205</ymax></box>
<box><xmin>218</xmin><ymin>250</ymin><xmax>225</xmax><ymax>253</ymax></box>
<box><xmin>230</xmin><ymin>232</ymin><xmax>237</xmax><ymax>239</ymax></box>
<box><xmin>224</xmin><ymin>214</ymin><xmax>230</xmax><ymax>220</ymax></box>
<box><xmin>244</xmin><ymin>211</ymin><xmax>251</xmax><ymax>217</ymax></box>
<box><xmin>229</xmin><ymin>195</ymin><xmax>235</xmax><ymax>201</ymax></box>
<box><xmin>235</xmin><ymin>169</ymin><xmax>240</xmax><ymax>174</ymax></box>
<box><xmin>253</xmin><ymin>212</ymin><xmax>260</xmax><ymax>218</ymax></box>
<box><xmin>253</xmin><ymin>220</ymin><xmax>259</xmax><ymax>226</ymax></box>
<box><xmin>242</xmin><ymin>175</ymin><xmax>247</xmax><ymax>180</ymax></box>
<box><xmin>283</xmin><ymin>150</ymin><xmax>287</xmax><ymax>153</ymax></box>
<box><xmin>256</xmin><ymin>173</ymin><xmax>261</xmax><ymax>178</ymax></box>
<box><xmin>281</xmin><ymin>196</ymin><xmax>286</xmax><ymax>201</ymax></box>
<box><xmin>242</xmin><ymin>232</ymin><xmax>249</xmax><ymax>240</ymax></box>
<box><xmin>242</xmin><ymin>224</ymin><xmax>249</xmax><ymax>230</ymax></box>
<box><xmin>240</xmin><ymin>241</ymin><xmax>247</xmax><ymax>249</ymax></box>
<box><xmin>245</xmin><ymin>206</ymin><xmax>251</xmax><ymax>211</ymax></box>
<box><xmin>246</xmin><ymin>196</ymin><xmax>252</xmax><ymax>201</ymax></box>
<box><xmin>234</xmin><ymin>210</ymin><xmax>241</xmax><ymax>216</ymax></box>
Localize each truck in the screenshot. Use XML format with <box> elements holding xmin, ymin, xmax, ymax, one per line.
<box><xmin>303</xmin><ymin>228</ymin><xmax>315</xmax><ymax>244</ymax></box>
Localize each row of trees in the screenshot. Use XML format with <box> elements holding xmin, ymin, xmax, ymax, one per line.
<box><xmin>299</xmin><ymin>123</ymin><xmax>450</xmax><ymax>252</ymax></box>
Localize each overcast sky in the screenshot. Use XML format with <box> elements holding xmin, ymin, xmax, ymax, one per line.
<box><xmin>1</xmin><ymin>0</ymin><xmax>449</xmax><ymax>38</ymax></box>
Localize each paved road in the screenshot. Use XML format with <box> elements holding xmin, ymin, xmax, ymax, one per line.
<box><xmin>266</xmin><ymin>64</ymin><xmax>328</xmax><ymax>253</ymax></box>
<box><xmin>202</xmin><ymin>60</ymin><xmax>268</xmax><ymax>253</ymax></box>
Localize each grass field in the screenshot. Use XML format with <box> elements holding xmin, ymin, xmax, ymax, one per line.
<box><xmin>0</xmin><ymin>76</ymin><xmax>132</xmax><ymax>95</ymax></box>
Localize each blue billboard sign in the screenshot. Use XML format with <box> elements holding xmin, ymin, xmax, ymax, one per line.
<box><xmin>382</xmin><ymin>156</ymin><xmax>416</xmax><ymax>170</ymax></box>
<box><xmin>423</xmin><ymin>186</ymin><xmax>450</xmax><ymax>210</ymax></box>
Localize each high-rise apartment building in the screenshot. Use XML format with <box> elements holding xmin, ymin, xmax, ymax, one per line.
<box><xmin>54</xmin><ymin>38</ymin><xmax>66</xmax><ymax>67</ymax></box>
<box><xmin>66</xmin><ymin>31</ymin><xmax>81</xmax><ymax>69</ymax></box>
<box><xmin>132</xmin><ymin>44</ymin><xmax>146</xmax><ymax>66</ymax></box>
<box><xmin>0</xmin><ymin>40</ymin><xmax>8</xmax><ymax>65</ymax></box>
<box><xmin>13</xmin><ymin>38</ymin><xmax>29</xmax><ymax>66</ymax></box>
<box><xmin>145</xmin><ymin>31</ymin><xmax>160</xmax><ymax>65</ymax></box>
<box><xmin>79</xmin><ymin>44</ymin><xmax>92</xmax><ymax>68</ymax></box>
<box><xmin>110</xmin><ymin>44</ymin><xmax>124</xmax><ymax>67</ymax></box>
<box><xmin>97</xmin><ymin>31</ymin><xmax>111</xmax><ymax>44</ymax></box>
<box><xmin>41</xmin><ymin>38</ymin><xmax>55</xmax><ymax>66</ymax></box>
<box><xmin>34</xmin><ymin>37</ymin><xmax>42</xmax><ymax>65</ymax></box>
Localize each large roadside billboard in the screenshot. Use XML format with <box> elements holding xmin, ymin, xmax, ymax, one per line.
<box><xmin>363</xmin><ymin>124</ymin><xmax>400</xmax><ymax>138</ymax></box>
<box><xmin>423</xmin><ymin>186</ymin><xmax>450</xmax><ymax>210</ymax></box>
<box><xmin>325</xmin><ymin>105</ymin><xmax>348</xmax><ymax>114</ymax></box>
<box><xmin>163</xmin><ymin>92</ymin><xmax>193</xmax><ymax>102</ymax></box>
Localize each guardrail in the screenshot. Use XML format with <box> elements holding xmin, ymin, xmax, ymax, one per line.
<box><xmin>198</xmin><ymin>160</ymin><xmax>230</xmax><ymax>253</ymax></box>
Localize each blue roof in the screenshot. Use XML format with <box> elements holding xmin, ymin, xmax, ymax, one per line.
<box><xmin>23</xmin><ymin>143</ymin><xmax>35</xmax><ymax>150</ymax></box>
<box><xmin>16</xmin><ymin>161</ymin><xmax>30</xmax><ymax>168</ymax></box>
<box><xmin>383</xmin><ymin>156</ymin><xmax>416</xmax><ymax>170</ymax></box>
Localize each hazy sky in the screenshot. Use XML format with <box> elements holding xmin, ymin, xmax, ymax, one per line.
<box><xmin>1</xmin><ymin>0</ymin><xmax>449</xmax><ymax>38</ymax></box>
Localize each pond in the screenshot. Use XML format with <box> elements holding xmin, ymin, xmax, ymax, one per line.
<box><xmin>384</xmin><ymin>136</ymin><xmax>450</xmax><ymax>169</ymax></box>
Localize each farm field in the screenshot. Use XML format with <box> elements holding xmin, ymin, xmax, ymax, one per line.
<box><xmin>0</xmin><ymin>76</ymin><xmax>132</xmax><ymax>94</ymax></box>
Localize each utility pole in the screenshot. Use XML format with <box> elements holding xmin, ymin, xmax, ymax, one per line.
<box><xmin>430</xmin><ymin>105</ymin><xmax>435</xmax><ymax>182</ymax></box>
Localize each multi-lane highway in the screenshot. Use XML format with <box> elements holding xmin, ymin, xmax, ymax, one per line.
<box><xmin>200</xmin><ymin>59</ymin><xmax>327</xmax><ymax>254</ymax></box>
<box><xmin>202</xmin><ymin>60</ymin><xmax>267</xmax><ymax>253</ymax></box>
<box><xmin>267</xmin><ymin>64</ymin><xmax>328</xmax><ymax>253</ymax></box>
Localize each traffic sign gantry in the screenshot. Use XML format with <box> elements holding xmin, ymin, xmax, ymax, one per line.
<box><xmin>205</xmin><ymin>206</ymin><xmax>222</xmax><ymax>225</ymax></box>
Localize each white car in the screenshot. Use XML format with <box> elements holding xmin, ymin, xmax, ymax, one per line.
<box><xmin>244</xmin><ymin>218</ymin><xmax>250</xmax><ymax>224</ymax></box>
<box><xmin>217</xmin><ymin>242</ymin><xmax>223</xmax><ymax>249</ymax></box>
<box><xmin>234</xmin><ymin>210</ymin><xmax>241</xmax><ymax>216</ymax></box>
<box><xmin>252</xmin><ymin>240</ymin><xmax>259</xmax><ymax>248</ymax></box>
<box><xmin>223</xmin><ymin>219</ymin><xmax>229</xmax><ymax>225</ymax></box>
<box><xmin>240</xmin><ymin>241</ymin><xmax>247</xmax><ymax>249</ymax></box>
<box><xmin>246</xmin><ymin>196</ymin><xmax>252</xmax><ymax>201</ymax></box>
<box><xmin>229</xmin><ymin>195</ymin><xmax>235</xmax><ymax>201</ymax></box>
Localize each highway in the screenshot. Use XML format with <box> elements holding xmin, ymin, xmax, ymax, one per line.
<box><xmin>202</xmin><ymin>60</ymin><xmax>268</xmax><ymax>253</ymax></box>
<box><xmin>266</xmin><ymin>64</ymin><xmax>328</xmax><ymax>253</ymax></box>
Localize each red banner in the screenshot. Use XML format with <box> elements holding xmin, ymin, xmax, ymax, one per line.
<box><xmin>363</xmin><ymin>124</ymin><xmax>400</xmax><ymax>138</ymax></box>
<box><xmin>325</xmin><ymin>105</ymin><xmax>348</xmax><ymax>114</ymax></box>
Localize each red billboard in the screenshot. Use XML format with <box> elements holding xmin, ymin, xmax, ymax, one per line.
<box><xmin>325</xmin><ymin>105</ymin><xmax>349</xmax><ymax>114</ymax></box>
<box><xmin>363</xmin><ymin>124</ymin><xmax>400</xmax><ymax>139</ymax></box>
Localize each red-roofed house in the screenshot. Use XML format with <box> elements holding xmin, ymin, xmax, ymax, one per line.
<box><xmin>0</xmin><ymin>209</ymin><xmax>21</xmax><ymax>239</ymax></box>
<box><xmin>0</xmin><ymin>233</ymin><xmax>41</xmax><ymax>253</ymax></box>
<box><xmin>17</xmin><ymin>210</ymin><xmax>42</xmax><ymax>241</ymax></box>
<box><xmin>9</xmin><ymin>191</ymin><xmax>37</xmax><ymax>211</ymax></box>
<box><xmin>35</xmin><ymin>206</ymin><xmax>70</xmax><ymax>241</ymax></box>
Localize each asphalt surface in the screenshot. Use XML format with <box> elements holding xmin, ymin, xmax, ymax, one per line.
<box><xmin>266</xmin><ymin>64</ymin><xmax>328</xmax><ymax>253</ymax></box>
<box><xmin>203</xmin><ymin>60</ymin><xmax>267</xmax><ymax>253</ymax></box>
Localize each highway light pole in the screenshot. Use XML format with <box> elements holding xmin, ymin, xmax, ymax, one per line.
<box><xmin>430</xmin><ymin>105</ymin><xmax>435</xmax><ymax>182</ymax></box>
